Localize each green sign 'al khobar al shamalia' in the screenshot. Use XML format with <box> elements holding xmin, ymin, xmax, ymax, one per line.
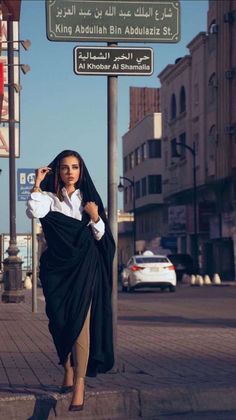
<box><xmin>46</xmin><ymin>0</ymin><xmax>180</xmax><ymax>43</ymax></box>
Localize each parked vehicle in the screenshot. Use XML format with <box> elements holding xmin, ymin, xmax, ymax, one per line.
<box><xmin>167</xmin><ymin>253</ymin><xmax>195</xmax><ymax>281</ymax></box>
<box><xmin>121</xmin><ymin>254</ymin><xmax>176</xmax><ymax>292</ymax></box>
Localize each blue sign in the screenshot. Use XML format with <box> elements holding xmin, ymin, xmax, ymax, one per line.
<box><xmin>17</xmin><ymin>168</ymin><xmax>35</xmax><ymax>201</ymax></box>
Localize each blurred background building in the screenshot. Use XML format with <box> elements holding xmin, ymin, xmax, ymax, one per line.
<box><xmin>120</xmin><ymin>0</ymin><xmax>236</xmax><ymax>281</ymax></box>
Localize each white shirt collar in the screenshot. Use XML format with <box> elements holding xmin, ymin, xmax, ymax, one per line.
<box><xmin>61</xmin><ymin>187</ymin><xmax>82</xmax><ymax>200</ymax></box>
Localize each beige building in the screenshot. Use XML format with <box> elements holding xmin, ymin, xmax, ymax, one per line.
<box><xmin>159</xmin><ymin>32</ymin><xmax>208</xmax><ymax>261</ymax></box>
<box><xmin>120</xmin><ymin>1</ymin><xmax>236</xmax><ymax>279</ymax></box>
<box><xmin>158</xmin><ymin>0</ymin><xmax>236</xmax><ymax>280</ymax></box>
<box><xmin>121</xmin><ymin>112</ymin><xmax>172</xmax><ymax>256</ymax></box>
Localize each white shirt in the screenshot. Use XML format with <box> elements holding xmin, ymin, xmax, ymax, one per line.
<box><xmin>26</xmin><ymin>188</ymin><xmax>105</xmax><ymax>241</ymax></box>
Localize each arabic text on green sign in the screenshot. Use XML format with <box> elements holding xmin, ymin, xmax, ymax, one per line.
<box><xmin>46</xmin><ymin>0</ymin><xmax>180</xmax><ymax>43</ymax></box>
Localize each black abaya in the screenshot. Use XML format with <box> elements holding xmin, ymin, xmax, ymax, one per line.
<box><xmin>38</xmin><ymin>151</ymin><xmax>115</xmax><ymax>377</ymax></box>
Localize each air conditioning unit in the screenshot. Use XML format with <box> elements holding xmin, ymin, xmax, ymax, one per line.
<box><xmin>224</xmin><ymin>11</ymin><xmax>235</xmax><ymax>24</ymax></box>
<box><xmin>224</xmin><ymin>125</ymin><xmax>236</xmax><ymax>135</ymax></box>
<box><xmin>225</xmin><ymin>69</ymin><xmax>235</xmax><ymax>79</ymax></box>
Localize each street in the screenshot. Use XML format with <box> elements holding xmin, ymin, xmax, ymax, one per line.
<box><xmin>117</xmin><ymin>284</ymin><xmax>236</xmax><ymax>419</ymax></box>
<box><xmin>118</xmin><ymin>283</ymin><xmax>236</xmax><ymax>323</ymax></box>
<box><xmin>0</xmin><ymin>284</ymin><xmax>236</xmax><ymax>419</ymax></box>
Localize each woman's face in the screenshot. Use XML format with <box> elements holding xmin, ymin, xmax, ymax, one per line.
<box><xmin>59</xmin><ymin>155</ymin><xmax>80</xmax><ymax>188</ymax></box>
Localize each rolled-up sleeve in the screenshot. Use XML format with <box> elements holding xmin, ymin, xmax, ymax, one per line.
<box><xmin>26</xmin><ymin>192</ymin><xmax>52</xmax><ymax>219</ymax></box>
<box><xmin>89</xmin><ymin>217</ymin><xmax>105</xmax><ymax>241</ymax></box>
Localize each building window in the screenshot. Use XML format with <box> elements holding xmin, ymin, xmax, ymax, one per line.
<box><xmin>134</xmin><ymin>147</ymin><xmax>141</xmax><ymax>166</ymax></box>
<box><xmin>135</xmin><ymin>181</ymin><xmax>140</xmax><ymax>199</ymax></box>
<box><xmin>148</xmin><ymin>139</ymin><xmax>161</xmax><ymax>158</ymax></box>
<box><xmin>171</xmin><ymin>93</ymin><xmax>177</xmax><ymax>120</ymax></box>
<box><xmin>194</xmin><ymin>83</ymin><xmax>199</xmax><ymax>106</ymax></box>
<box><xmin>208</xmin><ymin>20</ymin><xmax>217</xmax><ymax>53</ymax></box>
<box><xmin>129</xmin><ymin>152</ymin><xmax>134</xmax><ymax>169</ymax></box>
<box><xmin>141</xmin><ymin>142</ymin><xmax>147</xmax><ymax>161</ymax></box>
<box><xmin>129</xmin><ymin>185</ymin><xmax>133</xmax><ymax>202</ymax></box>
<box><xmin>123</xmin><ymin>156</ymin><xmax>128</xmax><ymax>173</ymax></box>
<box><xmin>171</xmin><ymin>137</ymin><xmax>177</xmax><ymax>157</ymax></box>
<box><xmin>179</xmin><ymin>86</ymin><xmax>186</xmax><ymax>113</ymax></box>
<box><xmin>179</xmin><ymin>132</ymin><xmax>186</xmax><ymax>158</ymax></box>
<box><xmin>208</xmin><ymin>125</ymin><xmax>216</xmax><ymax>159</ymax></box>
<box><xmin>148</xmin><ymin>175</ymin><xmax>162</xmax><ymax>194</ymax></box>
<box><xmin>141</xmin><ymin>177</ymin><xmax>147</xmax><ymax>196</ymax></box>
<box><xmin>208</xmin><ymin>73</ymin><xmax>217</xmax><ymax>106</ymax></box>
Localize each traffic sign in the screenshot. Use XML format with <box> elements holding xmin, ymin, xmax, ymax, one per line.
<box><xmin>46</xmin><ymin>0</ymin><xmax>180</xmax><ymax>43</ymax></box>
<box><xmin>74</xmin><ymin>47</ymin><xmax>153</xmax><ymax>75</ymax></box>
<box><xmin>17</xmin><ymin>168</ymin><xmax>35</xmax><ymax>201</ymax></box>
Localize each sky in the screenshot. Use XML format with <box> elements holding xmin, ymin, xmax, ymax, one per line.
<box><xmin>0</xmin><ymin>0</ymin><xmax>208</xmax><ymax>233</ymax></box>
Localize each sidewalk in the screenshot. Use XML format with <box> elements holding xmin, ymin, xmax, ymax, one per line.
<box><xmin>0</xmin><ymin>286</ymin><xmax>236</xmax><ymax>419</ymax></box>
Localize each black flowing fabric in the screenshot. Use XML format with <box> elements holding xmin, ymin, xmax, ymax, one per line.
<box><xmin>38</xmin><ymin>151</ymin><xmax>115</xmax><ymax>377</ymax></box>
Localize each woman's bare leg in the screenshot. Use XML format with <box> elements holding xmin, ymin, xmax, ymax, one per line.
<box><xmin>70</xmin><ymin>305</ymin><xmax>91</xmax><ymax>406</ymax></box>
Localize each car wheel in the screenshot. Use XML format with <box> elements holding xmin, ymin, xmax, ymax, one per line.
<box><xmin>169</xmin><ymin>285</ymin><xmax>176</xmax><ymax>292</ymax></box>
<box><xmin>122</xmin><ymin>284</ymin><xmax>128</xmax><ymax>292</ymax></box>
<box><xmin>127</xmin><ymin>280</ymin><xmax>134</xmax><ymax>293</ymax></box>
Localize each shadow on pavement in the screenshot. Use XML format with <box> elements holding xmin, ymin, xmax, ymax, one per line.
<box><xmin>0</xmin><ymin>385</ymin><xmax>59</xmax><ymax>420</ymax></box>
<box><xmin>118</xmin><ymin>315</ymin><xmax>236</xmax><ymax>328</ymax></box>
<box><xmin>27</xmin><ymin>396</ymin><xmax>57</xmax><ymax>420</ymax></box>
<box><xmin>0</xmin><ymin>384</ymin><xmax>60</xmax><ymax>395</ymax></box>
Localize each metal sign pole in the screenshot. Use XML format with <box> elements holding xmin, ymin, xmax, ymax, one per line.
<box><xmin>32</xmin><ymin>218</ymin><xmax>37</xmax><ymax>313</ymax></box>
<box><xmin>107</xmin><ymin>42</ymin><xmax>118</xmax><ymax>370</ymax></box>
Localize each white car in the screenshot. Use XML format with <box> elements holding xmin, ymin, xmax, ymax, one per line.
<box><xmin>121</xmin><ymin>254</ymin><xmax>176</xmax><ymax>292</ymax></box>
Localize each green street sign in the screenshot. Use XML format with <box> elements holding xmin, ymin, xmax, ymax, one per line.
<box><xmin>46</xmin><ymin>0</ymin><xmax>180</xmax><ymax>43</ymax></box>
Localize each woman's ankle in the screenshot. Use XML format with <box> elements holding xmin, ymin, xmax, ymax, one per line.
<box><xmin>62</xmin><ymin>366</ymin><xmax>74</xmax><ymax>386</ymax></box>
<box><xmin>74</xmin><ymin>376</ymin><xmax>85</xmax><ymax>386</ymax></box>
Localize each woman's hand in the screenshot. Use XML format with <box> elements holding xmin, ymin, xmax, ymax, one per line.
<box><xmin>34</xmin><ymin>167</ymin><xmax>52</xmax><ymax>187</ymax></box>
<box><xmin>84</xmin><ymin>202</ymin><xmax>99</xmax><ymax>223</ymax></box>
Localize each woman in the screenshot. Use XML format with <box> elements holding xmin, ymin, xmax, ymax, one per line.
<box><xmin>26</xmin><ymin>150</ymin><xmax>115</xmax><ymax>411</ymax></box>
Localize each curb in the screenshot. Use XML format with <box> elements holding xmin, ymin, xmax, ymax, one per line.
<box><xmin>0</xmin><ymin>385</ymin><xmax>236</xmax><ymax>419</ymax></box>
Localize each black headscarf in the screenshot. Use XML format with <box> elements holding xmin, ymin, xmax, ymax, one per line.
<box><xmin>40</xmin><ymin>149</ymin><xmax>105</xmax><ymax>211</ymax></box>
<box><xmin>39</xmin><ymin>150</ymin><xmax>115</xmax><ymax>376</ymax></box>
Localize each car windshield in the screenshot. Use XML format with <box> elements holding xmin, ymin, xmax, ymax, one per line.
<box><xmin>135</xmin><ymin>257</ymin><xmax>169</xmax><ymax>264</ymax></box>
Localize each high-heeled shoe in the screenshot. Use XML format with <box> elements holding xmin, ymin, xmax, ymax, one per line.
<box><xmin>68</xmin><ymin>389</ymin><xmax>85</xmax><ymax>411</ymax></box>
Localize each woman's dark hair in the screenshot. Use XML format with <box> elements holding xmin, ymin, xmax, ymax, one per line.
<box><xmin>54</xmin><ymin>150</ymin><xmax>84</xmax><ymax>201</ymax></box>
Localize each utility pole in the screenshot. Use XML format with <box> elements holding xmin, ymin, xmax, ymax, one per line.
<box><xmin>2</xmin><ymin>19</ymin><xmax>24</xmax><ymax>303</ymax></box>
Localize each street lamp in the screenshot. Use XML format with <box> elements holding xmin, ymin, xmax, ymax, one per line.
<box><xmin>5</xmin><ymin>64</ymin><xmax>31</xmax><ymax>74</ymax></box>
<box><xmin>2</xmin><ymin>22</ymin><xmax>30</xmax><ymax>303</ymax></box>
<box><xmin>172</xmin><ymin>141</ymin><xmax>198</xmax><ymax>273</ymax></box>
<box><xmin>1</xmin><ymin>39</ymin><xmax>31</xmax><ymax>51</ymax></box>
<box><xmin>4</xmin><ymin>83</ymin><xmax>22</xmax><ymax>93</ymax></box>
<box><xmin>118</xmin><ymin>175</ymin><xmax>136</xmax><ymax>255</ymax></box>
